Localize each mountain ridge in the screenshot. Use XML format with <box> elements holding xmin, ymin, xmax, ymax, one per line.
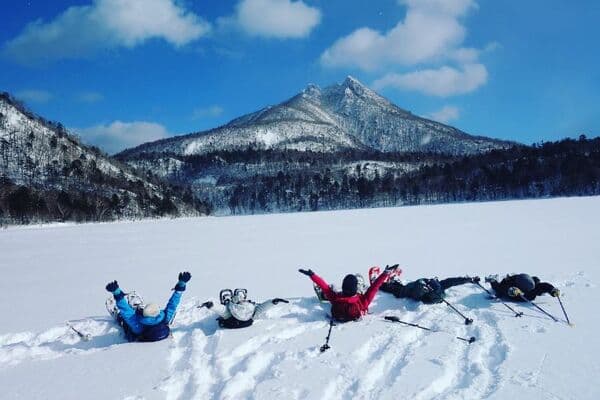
<box><xmin>118</xmin><ymin>76</ymin><xmax>514</xmax><ymax>159</ymax></box>
<box><xmin>0</xmin><ymin>92</ymin><xmax>208</xmax><ymax>224</ymax></box>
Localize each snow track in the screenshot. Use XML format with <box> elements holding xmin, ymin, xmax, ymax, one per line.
<box><xmin>0</xmin><ymin>274</ymin><xmax>594</xmax><ymax>399</ymax></box>
<box><xmin>1</xmin><ymin>291</ymin><xmax>533</xmax><ymax>399</ymax></box>
<box><xmin>1</xmin><ymin>197</ymin><xmax>598</xmax><ymax>399</ymax></box>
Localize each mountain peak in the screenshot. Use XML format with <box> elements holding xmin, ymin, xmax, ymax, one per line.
<box><xmin>302</xmin><ymin>83</ymin><xmax>321</xmax><ymax>98</ymax></box>
<box><xmin>343</xmin><ymin>75</ymin><xmax>365</xmax><ymax>89</ymax></box>
<box><xmin>343</xmin><ymin>75</ymin><xmax>362</xmax><ymax>85</ymax></box>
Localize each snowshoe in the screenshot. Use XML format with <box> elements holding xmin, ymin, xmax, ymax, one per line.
<box><xmin>106</xmin><ymin>296</ymin><xmax>118</xmax><ymax>319</ymax></box>
<box><xmin>220</xmin><ymin>289</ymin><xmax>233</xmax><ymax>305</ymax></box>
<box><xmin>369</xmin><ymin>266</ymin><xmax>381</xmax><ymax>284</ymax></box>
<box><xmin>355</xmin><ymin>273</ymin><xmax>367</xmax><ymax>294</ymax></box>
<box><xmin>126</xmin><ymin>291</ymin><xmax>144</xmax><ymax>309</ymax></box>
<box><xmin>233</xmin><ymin>288</ymin><xmax>248</xmax><ymax>303</ymax></box>
<box><xmin>369</xmin><ymin>266</ymin><xmax>403</xmax><ymax>284</ymax></box>
<box><xmin>105</xmin><ymin>291</ymin><xmax>145</xmax><ymax>320</ymax></box>
<box><xmin>313</xmin><ymin>283</ymin><xmax>328</xmax><ymax>302</ymax></box>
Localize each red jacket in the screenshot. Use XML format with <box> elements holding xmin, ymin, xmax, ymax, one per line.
<box><xmin>311</xmin><ymin>271</ymin><xmax>390</xmax><ymax>322</ymax></box>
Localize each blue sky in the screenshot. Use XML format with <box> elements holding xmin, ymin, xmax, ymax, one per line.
<box><xmin>1</xmin><ymin>0</ymin><xmax>599</xmax><ymax>153</ymax></box>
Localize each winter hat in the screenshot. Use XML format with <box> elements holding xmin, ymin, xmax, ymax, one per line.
<box><xmin>514</xmin><ymin>274</ymin><xmax>535</xmax><ymax>292</ymax></box>
<box><xmin>342</xmin><ymin>274</ymin><xmax>358</xmax><ymax>296</ymax></box>
<box><xmin>143</xmin><ymin>303</ymin><xmax>161</xmax><ymax>318</ymax></box>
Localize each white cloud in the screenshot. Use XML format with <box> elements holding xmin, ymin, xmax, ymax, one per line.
<box><xmin>192</xmin><ymin>105</ymin><xmax>224</xmax><ymax>120</ymax></box>
<box><xmin>226</xmin><ymin>0</ymin><xmax>321</xmax><ymax>39</ymax></box>
<box><xmin>76</xmin><ymin>120</ymin><xmax>171</xmax><ymax>154</ymax></box>
<box><xmin>426</xmin><ymin>105</ymin><xmax>460</xmax><ymax>123</ymax></box>
<box><xmin>16</xmin><ymin>89</ymin><xmax>53</xmax><ymax>103</ymax></box>
<box><xmin>77</xmin><ymin>92</ymin><xmax>104</xmax><ymax>103</ymax></box>
<box><xmin>373</xmin><ymin>63</ymin><xmax>488</xmax><ymax>97</ymax></box>
<box><xmin>320</xmin><ymin>0</ymin><xmax>489</xmax><ymax>98</ymax></box>
<box><xmin>3</xmin><ymin>0</ymin><xmax>210</xmax><ymax>65</ymax></box>
<box><xmin>321</xmin><ymin>0</ymin><xmax>476</xmax><ymax>70</ymax></box>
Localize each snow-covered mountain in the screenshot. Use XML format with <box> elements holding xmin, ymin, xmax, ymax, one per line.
<box><xmin>119</xmin><ymin>76</ymin><xmax>512</xmax><ymax>158</ymax></box>
<box><xmin>0</xmin><ymin>93</ymin><xmax>205</xmax><ymax>223</ymax></box>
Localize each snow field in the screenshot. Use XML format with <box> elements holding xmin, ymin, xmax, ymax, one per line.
<box><xmin>1</xmin><ymin>197</ymin><xmax>599</xmax><ymax>399</ymax></box>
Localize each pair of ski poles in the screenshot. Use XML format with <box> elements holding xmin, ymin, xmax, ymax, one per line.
<box><xmin>472</xmin><ymin>281</ymin><xmax>573</xmax><ymax>326</ymax></box>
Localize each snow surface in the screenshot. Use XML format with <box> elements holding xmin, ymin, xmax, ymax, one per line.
<box><xmin>1</xmin><ymin>197</ymin><xmax>599</xmax><ymax>399</ymax></box>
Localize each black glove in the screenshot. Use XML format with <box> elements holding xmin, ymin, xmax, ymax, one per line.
<box><xmin>179</xmin><ymin>272</ymin><xmax>192</xmax><ymax>283</ymax></box>
<box><xmin>385</xmin><ymin>264</ymin><xmax>400</xmax><ymax>273</ymax></box>
<box><xmin>105</xmin><ymin>280</ymin><xmax>119</xmax><ymax>293</ymax></box>
<box><xmin>199</xmin><ymin>301</ymin><xmax>213</xmax><ymax>309</ymax></box>
<box><xmin>551</xmin><ymin>288</ymin><xmax>560</xmax><ymax>297</ymax></box>
<box><xmin>298</xmin><ymin>268</ymin><xmax>314</xmax><ymax>277</ymax></box>
<box><xmin>470</xmin><ymin>276</ymin><xmax>481</xmax><ymax>283</ymax></box>
<box><xmin>272</xmin><ymin>298</ymin><xmax>290</xmax><ymax>305</ymax></box>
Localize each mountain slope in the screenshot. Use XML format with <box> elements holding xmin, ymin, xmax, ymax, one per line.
<box><xmin>119</xmin><ymin>77</ymin><xmax>512</xmax><ymax>159</ymax></box>
<box><xmin>0</xmin><ymin>93</ymin><xmax>207</xmax><ymax>223</ymax></box>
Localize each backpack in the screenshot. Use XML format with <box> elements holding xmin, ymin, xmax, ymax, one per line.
<box><xmin>138</xmin><ymin>316</ymin><xmax>171</xmax><ymax>342</ymax></box>
<box><xmin>331</xmin><ymin>296</ymin><xmax>363</xmax><ymax>322</ymax></box>
<box><xmin>218</xmin><ymin>317</ymin><xmax>254</xmax><ymax>329</ymax></box>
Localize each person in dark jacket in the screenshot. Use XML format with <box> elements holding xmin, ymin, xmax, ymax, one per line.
<box><xmin>485</xmin><ymin>273</ymin><xmax>559</xmax><ymax>301</ymax></box>
<box><xmin>105</xmin><ymin>271</ymin><xmax>191</xmax><ymax>342</ymax></box>
<box><xmin>299</xmin><ymin>264</ymin><xmax>399</xmax><ymax>322</ymax></box>
<box><xmin>380</xmin><ymin>275</ymin><xmax>479</xmax><ymax>304</ymax></box>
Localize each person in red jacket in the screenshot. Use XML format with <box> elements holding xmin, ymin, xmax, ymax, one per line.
<box><xmin>299</xmin><ymin>264</ymin><xmax>399</xmax><ymax>322</ymax></box>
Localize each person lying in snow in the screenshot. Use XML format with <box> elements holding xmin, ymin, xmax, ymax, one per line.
<box><xmin>200</xmin><ymin>288</ymin><xmax>289</xmax><ymax>329</ymax></box>
<box><xmin>104</xmin><ymin>271</ymin><xmax>191</xmax><ymax>342</ymax></box>
<box><xmin>485</xmin><ymin>273</ymin><xmax>559</xmax><ymax>301</ymax></box>
<box><xmin>380</xmin><ymin>275</ymin><xmax>479</xmax><ymax>304</ymax></box>
<box><xmin>299</xmin><ymin>264</ymin><xmax>400</xmax><ymax>322</ymax></box>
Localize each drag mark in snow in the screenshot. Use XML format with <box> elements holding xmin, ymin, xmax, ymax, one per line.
<box><xmin>0</xmin><ymin>318</ymin><xmax>120</xmax><ymax>367</ymax></box>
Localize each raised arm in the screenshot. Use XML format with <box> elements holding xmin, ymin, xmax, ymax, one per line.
<box><xmin>164</xmin><ymin>272</ymin><xmax>192</xmax><ymax>322</ymax></box>
<box><xmin>299</xmin><ymin>268</ymin><xmax>334</xmax><ymax>300</ymax></box>
<box><xmin>363</xmin><ymin>271</ymin><xmax>390</xmax><ymax>305</ymax></box>
<box><xmin>106</xmin><ymin>281</ymin><xmax>143</xmax><ymax>334</ymax></box>
<box><xmin>305</xmin><ymin>271</ymin><xmax>335</xmax><ymax>300</ymax></box>
<box><xmin>254</xmin><ymin>298</ymin><xmax>289</xmax><ymax>319</ymax></box>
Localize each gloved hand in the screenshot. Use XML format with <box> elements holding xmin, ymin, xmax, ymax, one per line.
<box><xmin>470</xmin><ymin>276</ymin><xmax>481</xmax><ymax>283</ymax></box>
<box><xmin>551</xmin><ymin>288</ymin><xmax>560</xmax><ymax>297</ymax></box>
<box><xmin>508</xmin><ymin>287</ymin><xmax>523</xmax><ymax>297</ymax></box>
<box><xmin>298</xmin><ymin>268</ymin><xmax>314</xmax><ymax>277</ymax></box>
<box><xmin>199</xmin><ymin>301</ymin><xmax>213</xmax><ymax>309</ymax></box>
<box><xmin>174</xmin><ymin>271</ymin><xmax>191</xmax><ymax>291</ymax></box>
<box><xmin>385</xmin><ymin>264</ymin><xmax>400</xmax><ymax>273</ymax></box>
<box><xmin>272</xmin><ymin>298</ymin><xmax>290</xmax><ymax>305</ymax></box>
<box><xmin>105</xmin><ymin>280</ymin><xmax>119</xmax><ymax>293</ymax></box>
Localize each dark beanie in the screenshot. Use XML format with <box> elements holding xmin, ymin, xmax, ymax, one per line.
<box><xmin>342</xmin><ymin>274</ymin><xmax>358</xmax><ymax>296</ymax></box>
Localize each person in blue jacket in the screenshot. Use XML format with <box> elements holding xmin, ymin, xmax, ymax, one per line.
<box><xmin>105</xmin><ymin>271</ymin><xmax>191</xmax><ymax>342</ymax></box>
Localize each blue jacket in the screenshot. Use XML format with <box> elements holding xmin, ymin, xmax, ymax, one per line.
<box><xmin>115</xmin><ymin>290</ymin><xmax>182</xmax><ymax>336</ymax></box>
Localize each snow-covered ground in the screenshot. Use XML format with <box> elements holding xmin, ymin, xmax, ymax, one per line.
<box><xmin>1</xmin><ymin>197</ymin><xmax>599</xmax><ymax>400</ymax></box>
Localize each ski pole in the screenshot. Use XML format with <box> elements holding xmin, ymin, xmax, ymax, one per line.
<box><xmin>424</xmin><ymin>283</ymin><xmax>473</xmax><ymax>325</ymax></box>
<box><xmin>519</xmin><ymin>295</ymin><xmax>559</xmax><ymax>322</ymax></box>
<box><xmin>557</xmin><ymin>295</ymin><xmax>574</xmax><ymax>326</ymax></box>
<box><xmin>440</xmin><ymin>297</ymin><xmax>473</xmax><ymax>325</ymax></box>
<box><xmin>66</xmin><ymin>321</ymin><xmax>91</xmax><ymax>341</ymax></box>
<box><xmin>473</xmin><ymin>281</ymin><xmax>523</xmax><ymax>317</ymax></box>
<box><xmin>320</xmin><ymin>317</ymin><xmax>335</xmax><ymax>353</ymax></box>
<box><xmin>384</xmin><ymin>316</ymin><xmax>475</xmax><ymax>344</ymax></box>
